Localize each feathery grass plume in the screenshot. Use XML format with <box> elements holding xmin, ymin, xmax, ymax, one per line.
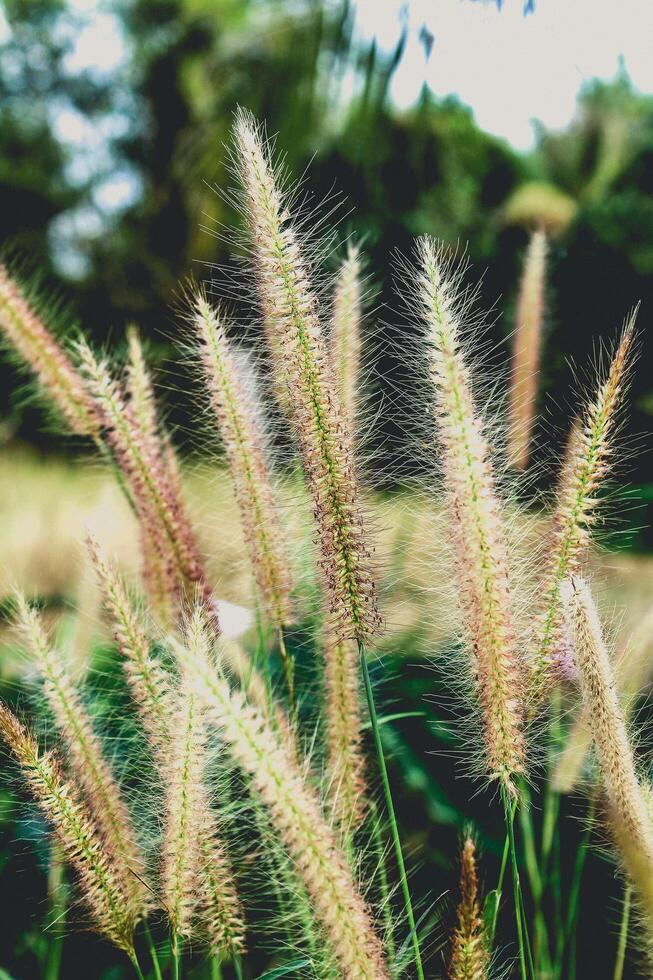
<box><xmin>0</xmin><ymin>265</ymin><xmax>99</xmax><ymax>436</ymax></box>
<box><xmin>76</xmin><ymin>339</ymin><xmax>213</xmax><ymax>615</ymax></box>
<box><xmin>124</xmin><ymin>326</ymin><xmax>178</xmax><ymax>621</ymax></box>
<box><xmin>414</xmin><ymin>237</ymin><xmax>525</xmax><ymax>790</ymax></box>
<box><xmin>331</xmin><ymin>243</ymin><xmax>363</xmax><ymax>432</ymax></box>
<box><xmin>89</xmin><ymin>535</ymin><xmax>173</xmax><ymax>759</ymax></box>
<box><xmin>14</xmin><ymin>592</ymin><xmax>148</xmax><ymax>918</ymax></box>
<box><xmin>0</xmin><ymin>703</ymin><xmax>137</xmax><ymax>956</ymax></box>
<box><xmin>323</xmin><ymin>626</ymin><xmax>366</xmax><ymax>828</ymax></box>
<box><xmin>507</xmin><ymin>230</ymin><xmax>547</xmax><ymax>470</ymax></box>
<box><xmin>232</xmin><ymin>109</ymin><xmax>380</xmax><ymax>644</ymax></box>
<box><xmin>448</xmin><ymin>835</ymin><xmax>488</xmax><ymax>980</ymax></box>
<box><xmin>161</xmin><ymin>676</ymin><xmax>209</xmax><ymax>945</ymax></box>
<box><xmin>174</xmin><ymin>606</ymin><xmax>389</xmax><ymax>980</ymax></box>
<box><xmin>530</xmin><ymin>316</ymin><xmax>636</xmax><ymax>697</ymax></box>
<box><xmin>554</xmin><ymin>602</ymin><xmax>653</xmax><ymax>793</ymax></box>
<box><xmin>192</xmin><ymin>294</ymin><xmax>293</xmax><ymax>628</ymax></box>
<box><xmin>196</xmin><ymin>815</ymin><xmax>246</xmax><ymax>959</ymax></box>
<box><xmin>562</xmin><ymin>577</ymin><xmax>653</xmax><ymax>936</ymax></box>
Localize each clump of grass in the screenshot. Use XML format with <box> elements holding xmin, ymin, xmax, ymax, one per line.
<box><xmin>2</xmin><ymin>106</ymin><xmax>653</xmax><ymax>980</ymax></box>
<box><xmin>174</xmin><ymin>602</ymin><xmax>389</xmax><ymax>980</ymax></box>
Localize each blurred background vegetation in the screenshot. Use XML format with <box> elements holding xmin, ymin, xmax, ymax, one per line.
<box><xmin>3</xmin><ymin>0</ymin><xmax>653</xmax><ymax>548</ymax></box>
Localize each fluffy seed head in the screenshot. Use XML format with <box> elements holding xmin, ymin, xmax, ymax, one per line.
<box><xmin>0</xmin><ymin>265</ymin><xmax>99</xmax><ymax>436</ymax></box>
<box><xmin>414</xmin><ymin>236</ymin><xmax>525</xmax><ymax>790</ymax></box>
<box><xmin>0</xmin><ymin>703</ymin><xmax>137</xmax><ymax>953</ymax></box>
<box><xmin>161</xmin><ymin>680</ymin><xmax>209</xmax><ymax>941</ymax></box>
<box><xmin>331</xmin><ymin>244</ymin><xmax>363</xmax><ymax>433</ymax></box>
<box><xmin>76</xmin><ymin>339</ymin><xmax>213</xmax><ymax>618</ymax></box>
<box><xmin>232</xmin><ymin>109</ymin><xmax>380</xmax><ymax>644</ymax></box>
<box><xmin>449</xmin><ymin>835</ymin><xmax>489</xmax><ymax>980</ymax></box>
<box><xmin>530</xmin><ymin>316</ymin><xmax>636</xmax><ymax>697</ymax></box>
<box><xmin>562</xmin><ymin>576</ymin><xmax>653</xmax><ymax>840</ymax></box>
<box><xmin>553</xmin><ymin>601</ymin><xmax>653</xmax><ymax>794</ymax></box>
<box><xmin>562</xmin><ymin>576</ymin><xmax>653</xmax><ymax>924</ymax></box>
<box><xmin>507</xmin><ymin>230</ymin><xmax>547</xmax><ymax>470</ymax></box>
<box><xmin>89</xmin><ymin>537</ymin><xmax>173</xmax><ymax>759</ymax></box>
<box><xmin>192</xmin><ymin>294</ymin><xmax>293</xmax><ymax>628</ymax></box>
<box><xmin>323</xmin><ymin>627</ymin><xmax>367</xmax><ymax>828</ymax></box>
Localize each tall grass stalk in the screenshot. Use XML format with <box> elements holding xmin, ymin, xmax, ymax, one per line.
<box><xmin>413</xmin><ymin>236</ymin><xmax>525</xmax><ymax>791</ymax></box>
<box><xmin>331</xmin><ymin>243</ymin><xmax>363</xmax><ymax>433</ymax></box>
<box><xmin>530</xmin><ymin>317</ymin><xmax>636</xmax><ymax>696</ymax></box>
<box><xmin>192</xmin><ymin>294</ymin><xmax>294</xmax><ymax>635</ymax></box>
<box><xmin>507</xmin><ymin>230</ymin><xmax>547</xmax><ymax>471</ymax></box>
<box><xmin>0</xmin><ymin>265</ymin><xmax>99</xmax><ymax>436</ymax></box>
<box><xmin>563</xmin><ymin>576</ymin><xmax>653</xmax><ymax>958</ymax></box>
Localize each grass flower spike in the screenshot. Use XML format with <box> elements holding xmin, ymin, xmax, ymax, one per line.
<box><xmin>76</xmin><ymin>339</ymin><xmax>211</xmax><ymax>614</ymax></box>
<box><xmin>449</xmin><ymin>835</ymin><xmax>489</xmax><ymax>980</ymax></box>
<box><xmin>414</xmin><ymin>237</ymin><xmax>525</xmax><ymax>790</ymax></box>
<box><xmin>562</xmin><ymin>577</ymin><xmax>653</xmax><ymax>939</ymax></box>
<box><xmin>162</xmin><ymin>678</ymin><xmax>209</xmax><ymax>947</ymax></box>
<box><xmin>192</xmin><ymin>294</ymin><xmax>293</xmax><ymax>628</ymax></box>
<box><xmin>0</xmin><ymin>265</ymin><xmax>99</xmax><ymax>436</ymax></box>
<box><xmin>14</xmin><ymin>592</ymin><xmax>148</xmax><ymax>918</ymax></box>
<box><xmin>507</xmin><ymin>229</ymin><xmax>547</xmax><ymax>470</ymax></box>
<box><xmin>89</xmin><ymin>536</ymin><xmax>173</xmax><ymax>759</ymax></box>
<box><xmin>233</xmin><ymin>109</ymin><xmax>379</xmax><ymax>644</ymax></box>
<box><xmin>324</xmin><ymin>628</ymin><xmax>366</xmax><ymax>827</ymax></box>
<box><xmin>530</xmin><ymin>316</ymin><xmax>636</xmax><ymax>696</ymax></box>
<box><xmin>0</xmin><ymin>703</ymin><xmax>137</xmax><ymax>957</ymax></box>
<box><xmin>331</xmin><ymin>244</ymin><xmax>363</xmax><ymax>432</ymax></box>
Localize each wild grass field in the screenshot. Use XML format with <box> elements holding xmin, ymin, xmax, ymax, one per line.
<box><xmin>2</xmin><ymin>111</ymin><xmax>653</xmax><ymax>980</ymax></box>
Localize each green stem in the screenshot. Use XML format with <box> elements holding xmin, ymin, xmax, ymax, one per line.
<box><xmin>171</xmin><ymin>932</ymin><xmax>182</xmax><ymax>980</ymax></box>
<box><xmin>487</xmin><ymin>826</ymin><xmax>511</xmax><ymax>949</ymax></box>
<box><xmin>563</xmin><ymin>793</ymin><xmax>596</xmax><ymax>979</ymax></box>
<box><xmin>613</xmin><ymin>886</ymin><xmax>632</xmax><ymax>980</ymax></box>
<box><xmin>143</xmin><ymin>922</ymin><xmax>164</xmax><ymax>980</ymax></box>
<box><xmin>44</xmin><ymin>844</ymin><xmax>67</xmax><ymax>980</ymax></box>
<box><xmin>129</xmin><ymin>951</ymin><xmax>146</xmax><ymax>980</ymax></box>
<box><xmin>358</xmin><ymin>641</ymin><xmax>424</xmax><ymax>980</ymax></box>
<box><xmin>518</xmin><ymin>781</ymin><xmax>551</xmax><ymax>974</ymax></box>
<box><xmin>233</xmin><ymin>955</ymin><xmax>245</xmax><ymax>980</ymax></box>
<box><xmin>369</xmin><ymin>799</ymin><xmax>397</xmax><ymax>966</ymax></box>
<box><xmin>211</xmin><ymin>957</ymin><xmax>223</xmax><ymax>980</ymax></box>
<box><xmin>504</xmin><ymin>794</ymin><xmax>534</xmax><ymax>980</ymax></box>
